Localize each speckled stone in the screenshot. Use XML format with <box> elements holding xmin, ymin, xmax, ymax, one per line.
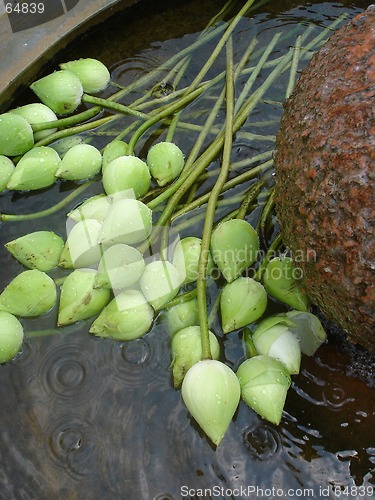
<box><xmin>274</xmin><ymin>6</ymin><xmax>375</xmax><ymax>352</ymax></box>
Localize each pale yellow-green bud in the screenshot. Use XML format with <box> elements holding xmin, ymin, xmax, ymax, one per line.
<box><xmin>30</xmin><ymin>70</ymin><xmax>83</xmax><ymax>116</ymax></box>
<box><xmin>0</xmin><ymin>113</ymin><xmax>34</xmax><ymax>156</ymax></box>
<box><xmin>102</xmin><ymin>155</ymin><xmax>150</xmax><ymax>199</ymax></box>
<box><xmin>146</xmin><ymin>141</ymin><xmax>184</xmax><ymax>186</ymax></box>
<box><xmin>90</xmin><ymin>289</ymin><xmax>154</xmax><ymax>341</ymax></box>
<box><xmin>55</xmin><ymin>144</ymin><xmax>102</xmax><ymax>181</ymax></box>
<box><xmin>102</xmin><ymin>140</ymin><xmax>129</xmax><ymax>172</ymax></box>
<box><xmin>60</xmin><ymin>58</ymin><xmax>110</xmax><ymax>94</ymax></box>
<box><xmin>172</xmin><ymin>237</ymin><xmax>215</xmax><ymax>284</ymax></box>
<box><xmin>286</xmin><ymin>310</ymin><xmax>327</xmax><ymax>356</ymax></box>
<box><xmin>165</xmin><ymin>298</ymin><xmax>199</xmax><ymax>336</ymax></box>
<box><xmin>0</xmin><ymin>270</ymin><xmax>56</xmax><ymax>317</ymax></box>
<box><xmin>10</xmin><ymin>103</ymin><xmax>58</xmax><ymax>141</ymax></box>
<box><xmin>171</xmin><ymin>326</ymin><xmax>220</xmax><ymax>388</ymax></box>
<box><xmin>220</xmin><ymin>277</ymin><xmax>267</xmax><ymax>333</ymax></box>
<box><xmin>67</xmin><ymin>194</ymin><xmax>111</xmax><ymax>223</ymax></box>
<box><xmin>237</xmin><ymin>355</ymin><xmax>291</xmax><ymax>425</ymax></box>
<box><xmin>57</xmin><ymin>269</ymin><xmax>111</xmax><ymax>326</ymax></box>
<box><xmin>5</xmin><ymin>231</ymin><xmax>64</xmax><ymax>272</ymax></box>
<box><xmin>64</xmin><ymin>219</ymin><xmax>103</xmax><ymax>268</ymax></box>
<box><xmin>211</xmin><ymin>219</ymin><xmax>259</xmax><ymax>282</ymax></box>
<box><xmin>262</xmin><ymin>257</ymin><xmax>309</xmax><ymax>311</ymax></box>
<box><xmin>0</xmin><ymin>155</ymin><xmax>15</xmax><ymax>192</ymax></box>
<box><xmin>7</xmin><ymin>146</ymin><xmax>61</xmax><ymax>191</ymax></box>
<box><xmin>95</xmin><ymin>244</ymin><xmax>145</xmax><ymax>289</ymax></box>
<box><xmin>181</xmin><ymin>360</ymin><xmax>240</xmax><ymax>446</ymax></box>
<box><xmin>0</xmin><ymin>311</ymin><xmax>24</xmax><ymax>364</ymax></box>
<box><xmin>139</xmin><ymin>260</ymin><xmax>181</xmax><ymax>310</ymax></box>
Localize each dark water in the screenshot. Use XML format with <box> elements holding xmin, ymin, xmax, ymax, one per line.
<box><xmin>0</xmin><ymin>1</ymin><xmax>374</xmax><ymax>499</ymax></box>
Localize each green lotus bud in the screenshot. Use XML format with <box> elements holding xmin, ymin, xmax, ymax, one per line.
<box><xmin>7</xmin><ymin>146</ymin><xmax>61</xmax><ymax>191</ymax></box>
<box><xmin>99</xmin><ymin>198</ymin><xmax>152</xmax><ymax>245</ymax></box>
<box><xmin>102</xmin><ymin>140</ymin><xmax>129</xmax><ymax>172</ymax></box>
<box><xmin>5</xmin><ymin>231</ymin><xmax>64</xmax><ymax>272</ymax></box>
<box><xmin>56</xmin><ymin>144</ymin><xmax>102</xmax><ymax>181</ymax></box>
<box><xmin>253</xmin><ymin>319</ymin><xmax>301</xmax><ymax>374</ymax></box>
<box><xmin>58</xmin><ymin>242</ymin><xmax>74</xmax><ymax>269</ymax></box>
<box><xmin>262</xmin><ymin>257</ymin><xmax>309</xmax><ymax>311</ymax></box>
<box><xmin>0</xmin><ymin>155</ymin><xmax>15</xmax><ymax>191</ymax></box>
<box><xmin>30</xmin><ymin>70</ymin><xmax>83</xmax><ymax>116</ymax></box>
<box><xmin>172</xmin><ymin>237</ymin><xmax>215</xmax><ymax>284</ymax></box>
<box><xmin>0</xmin><ymin>113</ymin><xmax>34</xmax><ymax>156</ymax></box>
<box><xmin>90</xmin><ymin>289</ymin><xmax>154</xmax><ymax>341</ymax></box>
<box><xmin>220</xmin><ymin>277</ymin><xmax>267</xmax><ymax>333</ymax></box>
<box><xmin>146</xmin><ymin>142</ymin><xmax>185</xmax><ymax>186</ymax></box>
<box><xmin>237</xmin><ymin>355</ymin><xmax>291</xmax><ymax>425</ymax></box>
<box><xmin>60</xmin><ymin>58</ymin><xmax>110</xmax><ymax>94</ymax></box>
<box><xmin>0</xmin><ymin>270</ymin><xmax>56</xmax><ymax>317</ymax></box>
<box><xmin>67</xmin><ymin>194</ymin><xmax>111</xmax><ymax>223</ymax></box>
<box><xmin>102</xmin><ymin>155</ymin><xmax>151</xmax><ymax>199</ymax></box>
<box><xmin>211</xmin><ymin>219</ymin><xmax>259</xmax><ymax>282</ymax></box>
<box><xmin>57</xmin><ymin>269</ymin><xmax>111</xmax><ymax>326</ymax></box>
<box><xmin>0</xmin><ymin>311</ymin><xmax>24</xmax><ymax>363</ymax></box>
<box><xmin>286</xmin><ymin>310</ymin><xmax>327</xmax><ymax>356</ymax></box>
<box><xmin>95</xmin><ymin>244</ymin><xmax>145</xmax><ymax>289</ymax></box>
<box><xmin>140</xmin><ymin>260</ymin><xmax>181</xmax><ymax>310</ymax></box>
<box><xmin>165</xmin><ymin>298</ymin><xmax>199</xmax><ymax>335</ymax></box>
<box><xmin>171</xmin><ymin>326</ymin><xmax>220</xmax><ymax>388</ymax></box>
<box><xmin>181</xmin><ymin>360</ymin><xmax>240</xmax><ymax>446</ymax></box>
<box><xmin>10</xmin><ymin>103</ymin><xmax>58</xmax><ymax>141</ymax></box>
<box><xmin>65</xmin><ymin>219</ymin><xmax>102</xmax><ymax>268</ymax></box>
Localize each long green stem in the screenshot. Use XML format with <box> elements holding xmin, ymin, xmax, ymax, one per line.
<box><xmin>0</xmin><ymin>181</ymin><xmax>93</xmax><ymax>222</ymax></box>
<box><xmin>198</xmin><ymin>38</ymin><xmax>235</xmax><ymax>360</ymax></box>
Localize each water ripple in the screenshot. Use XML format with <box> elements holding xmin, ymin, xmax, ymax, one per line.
<box><xmin>242</xmin><ymin>421</ymin><xmax>282</xmax><ymax>461</ymax></box>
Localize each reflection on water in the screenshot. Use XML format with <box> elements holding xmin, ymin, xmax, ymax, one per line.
<box><xmin>0</xmin><ymin>0</ymin><xmax>374</xmax><ymax>498</ymax></box>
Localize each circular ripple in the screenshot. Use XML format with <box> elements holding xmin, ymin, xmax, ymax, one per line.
<box><xmin>322</xmin><ymin>383</ymin><xmax>355</xmax><ymax>409</ymax></box>
<box><xmin>108</xmin><ymin>327</ymin><xmax>171</xmax><ymax>389</ymax></box>
<box><xmin>39</xmin><ymin>340</ymin><xmax>101</xmax><ymax>404</ymax></box>
<box><xmin>243</xmin><ymin>422</ymin><xmax>281</xmax><ymax>461</ymax></box>
<box><xmin>47</xmin><ymin>415</ymin><xmax>102</xmax><ymax>480</ymax></box>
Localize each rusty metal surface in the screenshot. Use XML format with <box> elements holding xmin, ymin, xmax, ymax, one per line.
<box><xmin>0</xmin><ymin>0</ymin><xmax>138</xmax><ymax>111</ymax></box>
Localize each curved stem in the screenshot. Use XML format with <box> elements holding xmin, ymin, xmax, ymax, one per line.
<box><xmin>0</xmin><ymin>181</ymin><xmax>94</xmax><ymax>222</ymax></box>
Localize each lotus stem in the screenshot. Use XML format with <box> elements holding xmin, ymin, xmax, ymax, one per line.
<box><xmin>286</xmin><ymin>34</ymin><xmax>302</xmax><ymax>98</ymax></box>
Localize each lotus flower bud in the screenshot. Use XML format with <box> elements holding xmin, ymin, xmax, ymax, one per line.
<box><xmin>220</xmin><ymin>277</ymin><xmax>267</xmax><ymax>333</ymax></box>
<box><xmin>30</xmin><ymin>70</ymin><xmax>83</xmax><ymax>116</ymax></box>
<box><xmin>237</xmin><ymin>355</ymin><xmax>291</xmax><ymax>425</ymax></box>
<box><xmin>99</xmin><ymin>198</ymin><xmax>152</xmax><ymax>246</ymax></box>
<box><xmin>0</xmin><ymin>311</ymin><xmax>24</xmax><ymax>363</ymax></box>
<box><xmin>95</xmin><ymin>244</ymin><xmax>145</xmax><ymax>289</ymax></box>
<box><xmin>90</xmin><ymin>289</ymin><xmax>154</xmax><ymax>341</ymax></box>
<box><xmin>165</xmin><ymin>298</ymin><xmax>199</xmax><ymax>335</ymax></box>
<box><xmin>140</xmin><ymin>260</ymin><xmax>181</xmax><ymax>310</ymax></box>
<box><xmin>60</xmin><ymin>58</ymin><xmax>110</xmax><ymax>94</ymax></box>
<box><xmin>262</xmin><ymin>257</ymin><xmax>309</xmax><ymax>311</ymax></box>
<box><xmin>0</xmin><ymin>155</ymin><xmax>15</xmax><ymax>192</ymax></box>
<box><xmin>146</xmin><ymin>142</ymin><xmax>184</xmax><ymax>186</ymax></box>
<box><xmin>252</xmin><ymin>317</ymin><xmax>301</xmax><ymax>374</ymax></box>
<box><xmin>64</xmin><ymin>219</ymin><xmax>102</xmax><ymax>268</ymax></box>
<box><xmin>0</xmin><ymin>113</ymin><xmax>34</xmax><ymax>156</ymax></box>
<box><xmin>171</xmin><ymin>326</ymin><xmax>220</xmax><ymax>388</ymax></box>
<box><xmin>7</xmin><ymin>146</ymin><xmax>61</xmax><ymax>191</ymax></box>
<box><xmin>67</xmin><ymin>194</ymin><xmax>111</xmax><ymax>223</ymax></box>
<box><xmin>211</xmin><ymin>219</ymin><xmax>259</xmax><ymax>282</ymax></box>
<box><xmin>5</xmin><ymin>231</ymin><xmax>64</xmax><ymax>272</ymax></box>
<box><xmin>0</xmin><ymin>270</ymin><xmax>56</xmax><ymax>317</ymax></box>
<box><xmin>181</xmin><ymin>360</ymin><xmax>240</xmax><ymax>446</ymax></box>
<box><xmin>286</xmin><ymin>310</ymin><xmax>327</xmax><ymax>356</ymax></box>
<box><xmin>102</xmin><ymin>155</ymin><xmax>150</xmax><ymax>199</ymax></box>
<box><xmin>57</xmin><ymin>269</ymin><xmax>111</xmax><ymax>326</ymax></box>
<box><xmin>172</xmin><ymin>237</ymin><xmax>215</xmax><ymax>284</ymax></box>
<box><xmin>58</xmin><ymin>242</ymin><xmax>74</xmax><ymax>269</ymax></box>
<box><xmin>102</xmin><ymin>140</ymin><xmax>129</xmax><ymax>172</ymax></box>
<box><xmin>10</xmin><ymin>103</ymin><xmax>58</xmax><ymax>141</ymax></box>
<box><xmin>56</xmin><ymin>144</ymin><xmax>102</xmax><ymax>181</ymax></box>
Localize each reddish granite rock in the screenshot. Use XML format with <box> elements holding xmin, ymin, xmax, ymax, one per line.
<box><xmin>274</xmin><ymin>7</ymin><xmax>375</xmax><ymax>352</ymax></box>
